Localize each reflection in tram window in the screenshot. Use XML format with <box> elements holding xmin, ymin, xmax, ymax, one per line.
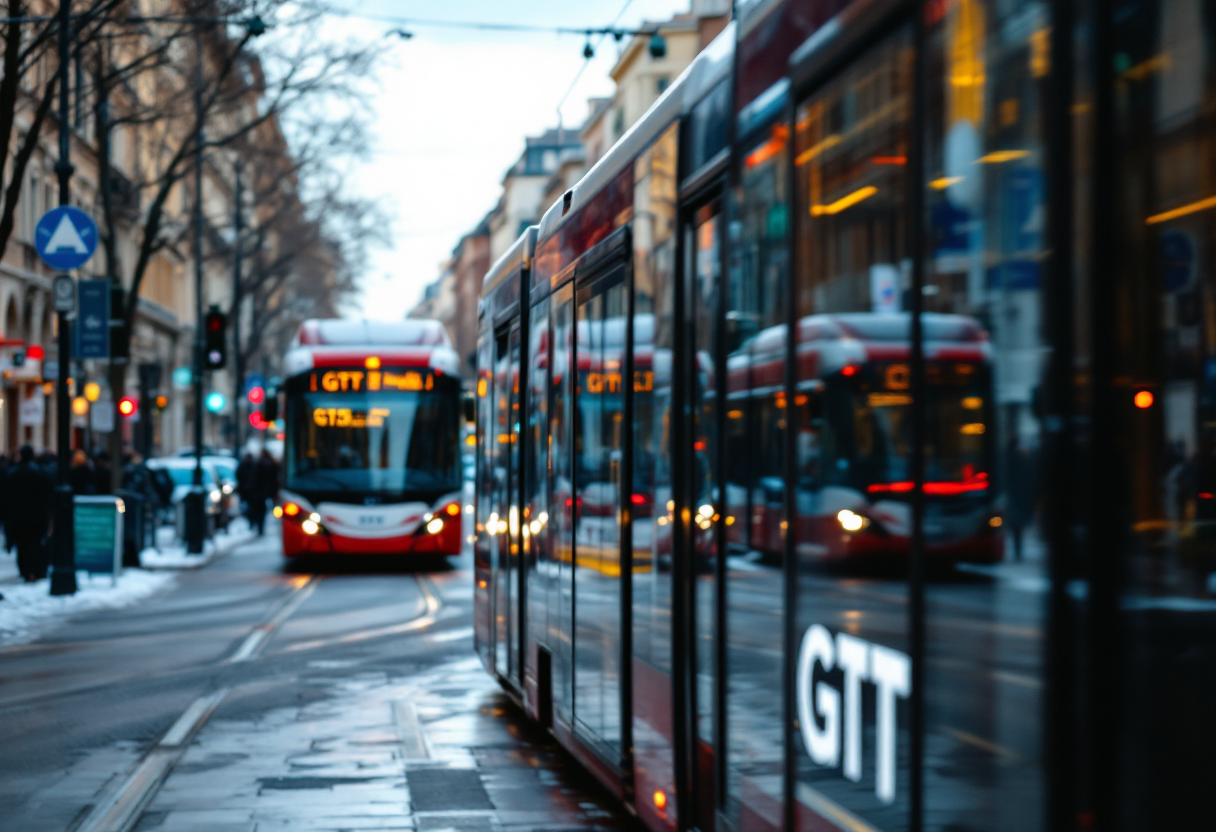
<box><xmin>724</xmin><ymin>113</ymin><xmax>789</xmax><ymax>828</ymax></box>
<box><xmin>1106</xmin><ymin>0</ymin><xmax>1216</xmax><ymax>824</ymax></box>
<box><xmin>793</xmin><ymin>26</ymin><xmax>915</xmax><ymax>829</ymax></box>
<box><xmin>631</xmin><ymin>123</ymin><xmax>679</xmax><ymax>831</ymax></box>
<box><xmin>526</xmin><ymin>296</ymin><xmax>551</xmax><ymax>690</ymax></box>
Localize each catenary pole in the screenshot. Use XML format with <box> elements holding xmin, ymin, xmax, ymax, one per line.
<box><xmin>49</xmin><ymin>0</ymin><xmax>77</xmax><ymax>596</ymax></box>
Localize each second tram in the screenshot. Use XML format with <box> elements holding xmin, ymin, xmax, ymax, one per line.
<box><xmin>279</xmin><ymin>319</ymin><xmax>464</xmax><ymax>558</ymax></box>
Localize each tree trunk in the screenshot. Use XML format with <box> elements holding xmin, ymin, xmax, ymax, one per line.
<box><xmin>109</xmin><ymin>360</ymin><xmax>124</xmax><ymax>492</ymax></box>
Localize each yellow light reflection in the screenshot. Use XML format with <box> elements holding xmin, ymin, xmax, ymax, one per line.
<box><xmin>929</xmin><ymin>176</ymin><xmax>962</xmax><ymax>190</ymax></box>
<box><xmin>1146</xmin><ymin>195</ymin><xmax>1216</xmax><ymax>226</ymax></box>
<box><xmin>811</xmin><ymin>186</ymin><xmax>878</xmax><ymax>216</ymax></box>
<box><xmin>976</xmin><ymin>150</ymin><xmax>1030</xmax><ymax>164</ymax></box>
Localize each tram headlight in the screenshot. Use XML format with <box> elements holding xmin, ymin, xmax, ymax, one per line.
<box><xmin>837</xmin><ymin>509</ymin><xmax>868</xmax><ymax>532</ymax></box>
<box><xmin>426</xmin><ymin>517</ymin><xmax>445</xmax><ymax>535</ymax></box>
<box><xmin>273</xmin><ymin>506</ymin><xmax>283</xmax><ymax>518</ymax></box>
<box><xmin>302</xmin><ymin>519</ymin><xmax>320</xmax><ymax>535</ymax></box>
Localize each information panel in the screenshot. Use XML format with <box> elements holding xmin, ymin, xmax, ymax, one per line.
<box><xmin>74</xmin><ymin>496</ymin><xmax>124</xmax><ymax>578</ymax></box>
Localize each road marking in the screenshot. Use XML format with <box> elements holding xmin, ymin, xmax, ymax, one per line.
<box><xmin>278</xmin><ymin>574</ymin><xmax>442</xmax><ymax>654</ymax></box>
<box><xmin>77</xmin><ymin>577</ymin><xmax>318</xmax><ymax>832</ymax></box>
<box><xmin>76</xmin><ymin>749</ymin><xmax>180</xmax><ymax>832</ymax></box>
<box><xmin>227</xmin><ymin>575</ymin><xmax>319</xmax><ymax>663</ymax></box>
<box><xmin>158</xmin><ymin>688</ymin><xmax>228</xmax><ymax>747</ymax></box>
<box><xmin>393</xmin><ymin>700</ymin><xmax>432</xmax><ymax>760</ymax></box>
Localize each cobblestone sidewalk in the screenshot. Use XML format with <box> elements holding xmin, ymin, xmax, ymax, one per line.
<box><xmin>133</xmin><ymin>655</ymin><xmax>631</xmax><ymax>832</ymax></box>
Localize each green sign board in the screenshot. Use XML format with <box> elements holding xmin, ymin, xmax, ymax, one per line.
<box><xmin>74</xmin><ymin>496</ymin><xmax>124</xmax><ymax>577</ymax></box>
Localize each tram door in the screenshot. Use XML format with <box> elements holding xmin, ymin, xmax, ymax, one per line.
<box><xmin>573</xmin><ymin>265</ymin><xmax>627</xmax><ymax>757</ymax></box>
<box><xmin>684</xmin><ymin>196</ymin><xmax>722</xmax><ymax>830</ymax></box>
<box><xmin>492</xmin><ymin>323</ymin><xmax>522</xmax><ymax>684</ymax></box>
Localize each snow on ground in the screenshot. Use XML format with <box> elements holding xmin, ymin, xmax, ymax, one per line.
<box><xmin>141</xmin><ymin>518</ymin><xmax>256</xmax><ymax>569</ymax></box>
<box><xmin>0</xmin><ymin>569</ymin><xmax>175</xmax><ymax>646</ymax></box>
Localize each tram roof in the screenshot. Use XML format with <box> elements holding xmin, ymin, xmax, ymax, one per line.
<box><xmin>292</xmin><ymin>318</ymin><xmax>452</xmax><ymax>349</ymax></box>
<box><xmin>535</xmin><ymin>22</ymin><xmax>735</xmax><ymax>245</ymax></box>
<box><xmin>482</xmin><ymin>225</ymin><xmax>537</xmax><ymax>296</ymax></box>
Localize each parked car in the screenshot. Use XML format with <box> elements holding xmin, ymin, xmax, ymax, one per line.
<box><xmin>146</xmin><ymin>457</ymin><xmax>225</xmax><ymax>530</ymax></box>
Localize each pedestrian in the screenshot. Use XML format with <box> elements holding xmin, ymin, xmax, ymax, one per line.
<box><xmin>93</xmin><ymin>451</ymin><xmax>113</xmax><ymax>495</ymax></box>
<box><xmin>1</xmin><ymin>445</ymin><xmax>54</xmax><ymax>582</ymax></box>
<box><xmin>236</xmin><ymin>452</ymin><xmax>255</xmax><ymax>521</ymax></box>
<box><xmin>250</xmin><ymin>450</ymin><xmax>279</xmax><ymax>536</ymax></box>
<box><xmin>69</xmin><ymin>449</ymin><xmax>96</xmax><ymax>495</ymax></box>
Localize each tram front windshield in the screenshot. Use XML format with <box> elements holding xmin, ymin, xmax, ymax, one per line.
<box><xmin>286</xmin><ymin>372</ymin><xmax>460</xmax><ymax>496</ymax></box>
<box><xmin>811</xmin><ymin>361</ymin><xmax>992</xmax><ymax>495</ymax></box>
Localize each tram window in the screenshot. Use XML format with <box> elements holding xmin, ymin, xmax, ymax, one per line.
<box><xmin>792</xmin><ymin>25</ymin><xmax>915</xmax><ymax>828</ymax></box>
<box><xmin>1102</xmin><ymin>0</ymin><xmax>1216</xmax><ymax>824</ymax></box>
<box><xmin>684</xmin><ymin>79</ymin><xmax>730</xmax><ymax>177</ymax></box>
<box><xmin>526</xmin><ymin>297</ymin><xmax>551</xmax><ymax>666</ymax></box>
<box><xmin>723</xmin><ymin>116</ymin><xmax>789</xmax><ymax>827</ymax></box>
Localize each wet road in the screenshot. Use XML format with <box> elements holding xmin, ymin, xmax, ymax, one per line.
<box><xmin>0</xmin><ymin>524</ymin><xmax>638</xmax><ymax>832</ymax></box>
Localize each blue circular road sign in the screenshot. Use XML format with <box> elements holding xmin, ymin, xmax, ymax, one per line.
<box><xmin>35</xmin><ymin>206</ymin><xmax>98</xmax><ymax>271</ymax></box>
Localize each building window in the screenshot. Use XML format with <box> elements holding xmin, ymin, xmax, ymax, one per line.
<box><xmin>656</xmin><ymin>76</ymin><xmax>670</xmax><ymax>94</ymax></box>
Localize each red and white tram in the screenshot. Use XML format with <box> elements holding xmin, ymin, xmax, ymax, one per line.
<box><xmin>474</xmin><ymin>0</ymin><xmax>1216</xmax><ymax>829</ymax></box>
<box><xmin>279</xmin><ymin>319</ymin><xmax>464</xmax><ymax>558</ymax></box>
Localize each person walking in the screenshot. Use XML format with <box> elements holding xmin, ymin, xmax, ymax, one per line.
<box><xmin>250</xmin><ymin>450</ymin><xmax>279</xmax><ymax>536</ymax></box>
<box><xmin>236</xmin><ymin>452</ymin><xmax>256</xmax><ymax>528</ymax></box>
<box><xmin>2</xmin><ymin>445</ymin><xmax>54</xmax><ymax>582</ymax></box>
<box><xmin>69</xmin><ymin>450</ymin><xmax>96</xmax><ymax>495</ymax></box>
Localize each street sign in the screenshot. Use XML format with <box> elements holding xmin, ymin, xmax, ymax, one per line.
<box><xmin>74</xmin><ymin>496</ymin><xmax>124</xmax><ymax>581</ymax></box>
<box><xmin>19</xmin><ymin>393</ymin><xmax>45</xmax><ymax>426</ymax></box>
<box><xmin>91</xmin><ymin>400</ymin><xmax>115</xmax><ymax>432</ymax></box>
<box><xmin>36</xmin><ymin>206</ymin><xmax>98</xmax><ymax>271</ymax></box>
<box><xmin>52</xmin><ymin>273</ymin><xmax>76</xmax><ymax>312</ymax></box>
<box><xmin>73</xmin><ymin>279</ymin><xmax>110</xmax><ymax>359</ymax></box>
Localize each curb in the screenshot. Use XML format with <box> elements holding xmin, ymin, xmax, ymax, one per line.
<box><xmin>140</xmin><ymin>528</ymin><xmax>258</xmax><ymax>572</ymax></box>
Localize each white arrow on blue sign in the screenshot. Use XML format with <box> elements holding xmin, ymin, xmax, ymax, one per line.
<box><xmin>35</xmin><ymin>206</ymin><xmax>98</xmax><ymax>271</ymax></box>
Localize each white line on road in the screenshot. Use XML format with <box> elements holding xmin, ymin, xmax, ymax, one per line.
<box><xmin>77</xmin><ymin>575</ymin><xmax>319</xmax><ymax>832</ymax></box>
<box><xmin>277</xmin><ymin>574</ymin><xmax>443</xmax><ymax>654</ymax></box>
<box><xmin>158</xmin><ymin>688</ymin><xmax>229</xmax><ymax>747</ymax></box>
<box><xmin>227</xmin><ymin>575</ymin><xmax>319</xmax><ymax>663</ymax></box>
<box><xmin>76</xmin><ymin>749</ymin><xmax>180</xmax><ymax>832</ymax></box>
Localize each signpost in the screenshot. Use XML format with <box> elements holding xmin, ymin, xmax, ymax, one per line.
<box><xmin>73</xmin><ymin>279</ymin><xmax>110</xmax><ymax>359</ymax></box>
<box><xmin>73</xmin><ymin>496</ymin><xmax>124</xmax><ymax>584</ymax></box>
<box><xmin>37</xmin><ymin>205</ymin><xmax>99</xmax><ymax>598</ymax></box>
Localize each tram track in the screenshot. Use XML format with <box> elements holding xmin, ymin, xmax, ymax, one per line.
<box><xmin>30</xmin><ymin>571</ymin><xmax>446</xmax><ymax>832</ymax></box>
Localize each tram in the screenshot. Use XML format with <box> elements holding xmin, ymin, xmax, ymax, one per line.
<box><xmin>278</xmin><ymin>319</ymin><xmax>464</xmax><ymax>558</ymax></box>
<box><xmin>475</xmin><ymin>0</ymin><xmax>1216</xmax><ymax>830</ymax></box>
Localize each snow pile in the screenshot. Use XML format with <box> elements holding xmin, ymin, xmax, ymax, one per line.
<box><xmin>0</xmin><ymin>569</ymin><xmax>174</xmax><ymax>646</ymax></box>
<box><xmin>141</xmin><ymin>518</ymin><xmax>256</xmax><ymax>569</ymax></box>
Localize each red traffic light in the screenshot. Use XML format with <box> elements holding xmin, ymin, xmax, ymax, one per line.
<box><xmin>205</xmin><ymin>311</ymin><xmax>225</xmax><ymax>332</ymax></box>
<box><xmin>249</xmin><ymin>411</ymin><xmax>267</xmax><ymax>430</ymax></box>
<box><xmin>118</xmin><ymin>396</ymin><xmax>138</xmax><ymax>417</ymax></box>
<box><xmin>247</xmin><ymin>385</ymin><xmax>265</xmax><ymax>405</ymax></box>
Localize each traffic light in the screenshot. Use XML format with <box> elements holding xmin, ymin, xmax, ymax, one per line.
<box><xmin>262</xmin><ymin>386</ymin><xmax>279</xmax><ymax>422</ymax></box>
<box><xmin>205</xmin><ymin>391</ymin><xmax>227</xmax><ymax>413</ymax></box>
<box><xmin>118</xmin><ymin>396</ymin><xmax>138</xmax><ymax>418</ymax></box>
<box><xmin>204</xmin><ymin>306</ymin><xmax>227</xmax><ymax>369</ymax></box>
<box><xmin>155</xmin><ymin>394</ymin><xmax>169</xmax><ymax>412</ymax></box>
<box><xmin>247</xmin><ymin>385</ymin><xmax>264</xmax><ymax>405</ymax></box>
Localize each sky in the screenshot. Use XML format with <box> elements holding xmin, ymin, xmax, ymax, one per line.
<box><xmin>316</xmin><ymin>0</ymin><xmax>691</xmax><ymax>320</ymax></box>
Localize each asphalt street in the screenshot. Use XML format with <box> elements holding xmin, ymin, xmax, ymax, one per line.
<box><xmin>0</xmin><ymin>523</ymin><xmax>639</xmax><ymax>832</ymax></box>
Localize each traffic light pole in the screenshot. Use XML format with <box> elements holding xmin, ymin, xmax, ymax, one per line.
<box><xmin>231</xmin><ymin>163</ymin><xmax>243</xmax><ymax>451</ymax></box>
<box><xmin>50</xmin><ymin>0</ymin><xmax>76</xmax><ymax>596</ymax></box>
<box><xmin>184</xmin><ymin>29</ymin><xmax>206</xmax><ymax>554</ymax></box>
